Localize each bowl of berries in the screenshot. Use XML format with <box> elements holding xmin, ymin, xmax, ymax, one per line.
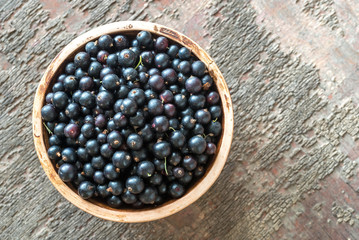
<box><xmin>32</xmin><ymin>21</ymin><xmax>233</xmax><ymax>222</ymax></box>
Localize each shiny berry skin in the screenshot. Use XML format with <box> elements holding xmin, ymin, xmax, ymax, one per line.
<box><xmin>136</xmin><ymin>31</ymin><xmax>152</xmax><ymax>46</ymax></box>
<box><xmin>97</xmin><ymin>50</ymin><xmax>109</xmax><ymax>63</ymax></box>
<box><xmin>185</xmin><ymin>76</ymin><xmax>202</xmax><ymax>93</ymax></box>
<box><xmin>207</xmin><ymin>121</ymin><xmax>222</xmax><ymax>137</ymax></box>
<box><xmin>191</xmin><ymin>61</ymin><xmax>206</xmax><ymax>77</ymax></box>
<box><xmin>79</xmin><ymin>123</ymin><xmax>93</xmax><ymax>139</ymax></box>
<box><xmin>121</xmin><ymin>189</ymin><xmax>137</xmax><ymax>204</ymax></box>
<box><xmin>169</xmin><ymin>152</ymin><xmax>182</xmax><ymax>166</ymax></box>
<box><xmin>41</xmin><ymin>104</ymin><xmax>58</xmax><ymax>122</ymax></box>
<box><xmin>98</xmin><ymin>34</ymin><xmax>113</xmax><ymax>50</ymax></box>
<box><xmin>148</xmin><ymin>99</ymin><xmax>164</xmax><ymax>116</ymax></box>
<box><xmin>86</xmin><ymin>139</ymin><xmax>100</xmax><ymax>156</ymax></box>
<box><xmin>148</xmin><ymin>68</ymin><xmax>160</xmax><ymax>76</ymax></box>
<box><xmin>205</xmin><ymin>142</ymin><xmax>217</xmax><ymax>155</ymax></box>
<box><xmin>126</xmin><ymin>133</ymin><xmax>143</xmax><ymax>150</ymax></box>
<box><xmin>48</xmin><ymin>145</ymin><xmax>62</xmax><ymax>161</ymax></box>
<box><xmin>155</xmin><ymin>36</ymin><xmax>169</xmax><ymax>52</ymax></box>
<box><xmin>74</xmin><ymin>52</ymin><xmax>91</xmax><ymax>69</ymax></box>
<box><xmin>194</xmin><ymin>109</ymin><xmax>211</xmax><ymax>124</ymax></box>
<box><xmin>54</xmin><ymin>123</ymin><xmax>66</xmax><ymax>137</ymax></box>
<box><xmin>102</xmin><ymin>74</ymin><xmax>120</xmax><ymax>91</ymax></box>
<box><xmin>139</xmin><ymin>187</ymin><xmax>157</xmax><ymax>204</ymax></box>
<box><xmin>114</xmin><ymin>35</ymin><xmax>129</xmax><ymax>49</ymax></box>
<box><xmin>207</xmin><ymin>91</ymin><xmax>220</xmax><ymax>105</ymax></box>
<box><xmin>85</xmin><ymin>41</ymin><xmax>99</xmax><ymax>57</ymax></box>
<box><xmin>107</xmin><ymin>195</ymin><xmax>122</xmax><ymax>208</ymax></box>
<box><xmin>112</xmin><ymin>151</ymin><xmax>132</xmax><ymax>169</ymax></box>
<box><xmin>82</xmin><ymin>163</ymin><xmax>95</xmax><ymax>177</ymax></box>
<box><xmin>120</xmin><ymin>98</ymin><xmax>138</xmax><ymax>116</ymax></box>
<box><xmin>153</xmin><ymin>141</ymin><xmax>171</xmax><ymax>159</ymax></box>
<box><xmin>137</xmin><ymin>161</ymin><xmax>155</xmax><ymax>178</ymax></box>
<box><xmin>188</xmin><ymin>136</ymin><xmax>207</xmax><ymax>154</ymax></box>
<box><xmin>108</xmin><ymin>181</ymin><xmax>124</xmax><ymax>195</ymax></box>
<box><xmin>163</xmin><ymin>103</ymin><xmax>176</xmax><ymax>118</ymax></box>
<box><xmin>168</xmin><ymin>182</ymin><xmax>185</xmax><ymax>198</ymax></box>
<box><xmin>53</xmin><ymin>82</ymin><xmax>65</xmax><ymax>92</ymax></box>
<box><xmin>52</xmin><ymin>91</ymin><xmax>69</xmax><ymax>109</ymax></box>
<box><xmin>118</xmin><ymin>49</ymin><xmax>136</xmax><ymax>67</ymax></box>
<box><xmin>178</xmin><ymin>47</ymin><xmax>191</xmax><ymax>60</ymax></box>
<box><xmin>154</xmin><ymin>53</ymin><xmax>170</xmax><ymax>69</ymax></box>
<box><xmin>151</xmin><ymin>116</ymin><xmax>169</xmax><ymax>133</ymax></box>
<box><xmin>123</xmin><ymin>67</ymin><xmax>138</xmax><ymax>81</ymax></box>
<box><xmin>103</xmin><ymin>163</ymin><xmax>120</xmax><ymax>180</ymax></box>
<box><xmin>96</xmin><ymin>91</ymin><xmax>114</xmax><ymax>109</ymax></box>
<box><xmin>169</xmin><ymin>131</ymin><xmax>186</xmax><ymax>148</ymax></box>
<box><xmin>78</xmin><ymin>181</ymin><xmax>95</xmax><ymax>199</ymax></box>
<box><xmin>167</xmin><ymin>45</ymin><xmax>179</xmax><ymax>59</ymax></box>
<box><xmin>178</xmin><ymin>60</ymin><xmax>191</xmax><ymax>74</ymax></box>
<box><xmin>161</xmin><ymin>68</ymin><xmax>177</xmax><ymax>84</ymax></box>
<box><xmin>188</xmin><ymin>94</ymin><xmax>206</xmax><ymax>110</ymax></box>
<box><xmin>141</xmin><ymin>51</ymin><xmax>154</xmax><ymax>66</ymax></box>
<box><xmin>160</xmin><ymin>90</ymin><xmax>174</xmax><ymax>103</ymax></box>
<box><xmin>79</xmin><ymin>91</ymin><xmax>96</xmax><ymax>109</ymax></box>
<box><xmin>173</xmin><ymin>167</ymin><xmax>185</xmax><ymax>178</ymax></box>
<box><xmin>173</xmin><ymin>94</ymin><xmax>187</xmax><ymax>109</ymax></box>
<box><xmin>88</xmin><ymin>61</ymin><xmax>102</xmax><ymax>78</ymax></box>
<box><xmin>64</xmin><ymin>123</ymin><xmax>80</xmax><ymax>139</ymax></box>
<box><xmin>113</xmin><ymin>112</ymin><xmax>127</xmax><ymax>128</ymax></box>
<box><xmin>126</xmin><ymin>176</ymin><xmax>145</xmax><ymax>194</ymax></box>
<box><xmin>202</xmin><ymin>74</ymin><xmax>213</xmax><ymax>90</ymax></box>
<box><xmin>65</xmin><ymin>103</ymin><xmax>81</xmax><ymax>119</ymax></box>
<box><xmin>107</xmin><ymin>131</ymin><xmax>123</xmax><ymax>149</ymax></box>
<box><xmin>93</xmin><ymin>171</ymin><xmax>106</xmax><ymax>184</ymax></box>
<box><xmin>129</xmin><ymin>110</ymin><xmax>145</xmax><ymax>128</ymax></box>
<box><xmin>94</xmin><ymin>114</ymin><xmax>107</xmax><ymax>128</ymax></box>
<box><xmin>181</xmin><ymin>115</ymin><xmax>196</xmax><ymax>129</ymax></box>
<box><xmin>149</xmin><ymin>172</ymin><xmax>163</xmax><ymax>186</ymax></box>
<box><xmin>128</xmin><ymin>88</ymin><xmax>146</xmax><ymax>106</ymax></box>
<box><xmin>209</xmin><ymin>105</ymin><xmax>222</xmax><ymax>119</ymax></box>
<box><xmin>49</xmin><ymin>135</ymin><xmax>62</xmax><ymax>146</ymax></box>
<box><xmin>138</xmin><ymin>124</ymin><xmax>154</xmax><ymax>142</ymax></box>
<box><xmin>100</xmin><ymin>143</ymin><xmax>114</xmax><ymax>158</ymax></box>
<box><xmin>148</xmin><ymin>75</ymin><xmax>165</xmax><ymax>92</ymax></box>
<box><xmin>58</xmin><ymin>163</ymin><xmax>77</xmax><ymax>182</ymax></box>
<box><xmin>182</xmin><ymin>155</ymin><xmax>197</xmax><ymax>171</ymax></box>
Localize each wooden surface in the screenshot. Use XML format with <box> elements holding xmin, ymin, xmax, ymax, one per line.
<box><xmin>2</xmin><ymin>0</ymin><xmax>359</xmax><ymax>239</ymax></box>
<box><xmin>33</xmin><ymin>21</ymin><xmax>233</xmax><ymax>223</ymax></box>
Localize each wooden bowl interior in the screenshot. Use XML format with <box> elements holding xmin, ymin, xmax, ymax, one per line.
<box><xmin>33</xmin><ymin>21</ymin><xmax>233</xmax><ymax>222</ymax></box>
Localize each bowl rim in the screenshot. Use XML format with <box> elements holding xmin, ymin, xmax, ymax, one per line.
<box><xmin>32</xmin><ymin>21</ymin><xmax>234</xmax><ymax>223</ymax></box>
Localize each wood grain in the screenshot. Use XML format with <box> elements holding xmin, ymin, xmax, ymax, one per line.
<box><xmin>32</xmin><ymin>21</ymin><xmax>233</xmax><ymax>223</ymax></box>
<box><xmin>2</xmin><ymin>0</ymin><xmax>359</xmax><ymax>239</ymax></box>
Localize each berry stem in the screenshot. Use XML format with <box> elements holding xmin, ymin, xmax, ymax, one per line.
<box><xmin>164</xmin><ymin>157</ymin><xmax>168</xmax><ymax>175</ymax></box>
<box><xmin>134</xmin><ymin>55</ymin><xmax>143</xmax><ymax>70</ymax></box>
<box><xmin>169</xmin><ymin>127</ymin><xmax>176</xmax><ymax>132</ymax></box>
<box><xmin>43</xmin><ymin>122</ymin><xmax>53</xmax><ymax>135</ymax></box>
<box><xmin>213</xmin><ymin>118</ymin><xmax>218</xmax><ymax>123</ymax></box>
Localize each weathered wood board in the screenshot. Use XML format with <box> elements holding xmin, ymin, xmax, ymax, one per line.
<box><xmin>1</xmin><ymin>0</ymin><xmax>359</xmax><ymax>239</ymax></box>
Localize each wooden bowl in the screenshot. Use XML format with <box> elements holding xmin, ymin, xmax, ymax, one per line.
<box><xmin>32</xmin><ymin>21</ymin><xmax>233</xmax><ymax>223</ymax></box>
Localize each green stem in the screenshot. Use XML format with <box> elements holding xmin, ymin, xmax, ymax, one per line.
<box><xmin>169</xmin><ymin>127</ymin><xmax>176</xmax><ymax>132</ymax></box>
<box><xmin>134</xmin><ymin>55</ymin><xmax>142</xmax><ymax>70</ymax></box>
<box><xmin>43</xmin><ymin>122</ymin><xmax>53</xmax><ymax>135</ymax></box>
<box><xmin>164</xmin><ymin>157</ymin><xmax>168</xmax><ymax>175</ymax></box>
<box><xmin>213</xmin><ymin>118</ymin><xmax>218</xmax><ymax>123</ymax></box>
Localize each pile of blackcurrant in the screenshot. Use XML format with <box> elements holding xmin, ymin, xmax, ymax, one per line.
<box><xmin>41</xmin><ymin>31</ymin><xmax>222</xmax><ymax>208</ymax></box>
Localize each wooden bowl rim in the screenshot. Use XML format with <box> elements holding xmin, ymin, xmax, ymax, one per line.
<box><xmin>32</xmin><ymin>21</ymin><xmax>234</xmax><ymax>223</ymax></box>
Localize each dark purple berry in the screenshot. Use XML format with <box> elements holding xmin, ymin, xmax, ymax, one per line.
<box><xmin>78</xmin><ymin>181</ymin><xmax>95</xmax><ymax>199</ymax></box>
<box><xmin>41</xmin><ymin>104</ymin><xmax>58</xmax><ymax>122</ymax></box>
<box><xmin>168</xmin><ymin>182</ymin><xmax>185</xmax><ymax>198</ymax></box>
